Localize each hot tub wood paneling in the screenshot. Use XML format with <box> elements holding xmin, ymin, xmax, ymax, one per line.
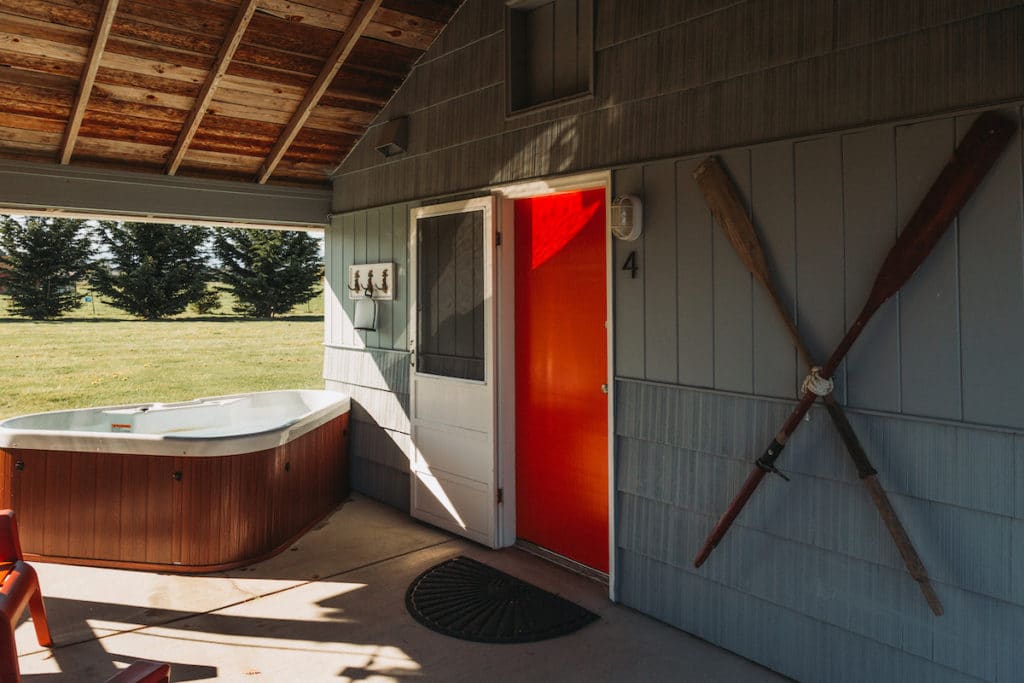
<box><xmin>0</xmin><ymin>413</ymin><xmax>349</xmax><ymax>572</ymax></box>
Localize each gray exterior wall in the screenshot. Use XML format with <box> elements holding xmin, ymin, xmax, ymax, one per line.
<box><xmin>324</xmin><ymin>204</ymin><xmax>415</xmax><ymax>512</ymax></box>
<box><xmin>333</xmin><ymin>0</ymin><xmax>1024</xmax><ymax>212</ymax></box>
<box><xmin>326</xmin><ymin>1</ymin><xmax>1024</xmax><ymax>680</ymax></box>
<box><xmin>612</xmin><ymin>108</ymin><xmax>1024</xmax><ymax>682</ymax></box>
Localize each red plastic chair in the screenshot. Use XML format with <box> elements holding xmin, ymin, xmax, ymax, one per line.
<box><xmin>104</xmin><ymin>660</ymin><xmax>171</xmax><ymax>683</ymax></box>
<box><xmin>0</xmin><ymin>509</ymin><xmax>52</xmax><ymax>683</ymax></box>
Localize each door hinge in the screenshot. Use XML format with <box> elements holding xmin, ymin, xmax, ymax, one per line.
<box><xmin>496</xmin><ymin>231</ymin><xmax>502</xmax><ymax>246</ymax></box>
<box><xmin>496</xmin><ymin>487</ymin><xmax>504</xmax><ymax>504</ymax></box>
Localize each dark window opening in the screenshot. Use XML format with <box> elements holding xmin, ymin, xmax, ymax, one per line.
<box><xmin>507</xmin><ymin>0</ymin><xmax>593</xmax><ymax>113</ymax></box>
<box><xmin>416</xmin><ymin>211</ymin><xmax>485</xmax><ymax>381</ymax></box>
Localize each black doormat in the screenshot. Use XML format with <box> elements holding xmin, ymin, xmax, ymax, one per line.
<box><xmin>405</xmin><ymin>555</ymin><xmax>599</xmax><ymax>643</ymax></box>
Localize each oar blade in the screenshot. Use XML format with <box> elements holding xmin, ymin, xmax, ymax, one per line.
<box><xmin>868</xmin><ymin>111</ymin><xmax>1017</xmax><ymax>308</ymax></box>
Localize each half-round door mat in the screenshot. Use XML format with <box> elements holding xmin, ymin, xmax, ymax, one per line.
<box><xmin>405</xmin><ymin>555</ymin><xmax>599</xmax><ymax>643</ymax></box>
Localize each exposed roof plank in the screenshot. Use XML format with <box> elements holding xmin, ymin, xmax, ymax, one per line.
<box><xmin>0</xmin><ymin>0</ymin><xmax>460</xmax><ymax>187</ymax></box>
<box><xmin>256</xmin><ymin>0</ymin><xmax>441</xmax><ymax>50</ymax></box>
<box><xmin>59</xmin><ymin>0</ymin><xmax>119</xmax><ymax>164</ymax></box>
<box><xmin>166</xmin><ymin>0</ymin><xmax>259</xmax><ymax>175</ymax></box>
<box><xmin>257</xmin><ymin>0</ymin><xmax>383</xmax><ymax>184</ymax></box>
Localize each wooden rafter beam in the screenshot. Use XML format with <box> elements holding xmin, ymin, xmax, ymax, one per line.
<box><xmin>166</xmin><ymin>0</ymin><xmax>261</xmax><ymax>176</ymax></box>
<box><xmin>257</xmin><ymin>0</ymin><xmax>383</xmax><ymax>184</ymax></box>
<box><xmin>60</xmin><ymin>0</ymin><xmax>120</xmax><ymax>165</ymax></box>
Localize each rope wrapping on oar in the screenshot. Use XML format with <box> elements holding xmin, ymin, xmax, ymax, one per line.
<box><xmin>801</xmin><ymin>367</ymin><xmax>834</xmax><ymax>397</ymax></box>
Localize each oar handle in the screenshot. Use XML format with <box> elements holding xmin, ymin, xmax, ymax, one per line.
<box><xmin>694</xmin><ymin>467</ymin><xmax>767</xmax><ymax>567</ymax></box>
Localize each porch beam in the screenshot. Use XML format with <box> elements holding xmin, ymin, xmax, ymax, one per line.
<box><xmin>59</xmin><ymin>0</ymin><xmax>120</xmax><ymax>165</ymax></box>
<box><xmin>257</xmin><ymin>0</ymin><xmax>383</xmax><ymax>184</ymax></box>
<box><xmin>166</xmin><ymin>0</ymin><xmax>261</xmax><ymax>176</ymax></box>
<box><xmin>0</xmin><ymin>159</ymin><xmax>331</xmax><ymax>229</ymax></box>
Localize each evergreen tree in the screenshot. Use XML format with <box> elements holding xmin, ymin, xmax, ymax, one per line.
<box><xmin>211</xmin><ymin>228</ymin><xmax>322</xmax><ymax>318</ymax></box>
<box><xmin>90</xmin><ymin>222</ymin><xmax>211</xmax><ymax>319</ymax></box>
<box><xmin>0</xmin><ymin>215</ymin><xmax>93</xmax><ymax>319</ymax></box>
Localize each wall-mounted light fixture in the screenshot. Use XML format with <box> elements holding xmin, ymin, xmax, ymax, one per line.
<box><xmin>611</xmin><ymin>194</ymin><xmax>643</xmax><ymax>241</ymax></box>
<box><xmin>376</xmin><ymin>117</ymin><xmax>408</xmax><ymax>158</ymax></box>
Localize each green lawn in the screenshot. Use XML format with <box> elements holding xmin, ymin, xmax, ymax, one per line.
<box><xmin>0</xmin><ymin>290</ymin><xmax>326</xmax><ymax>419</ymax></box>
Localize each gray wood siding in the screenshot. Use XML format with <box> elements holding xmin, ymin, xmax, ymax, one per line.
<box><xmin>323</xmin><ymin>3</ymin><xmax>1024</xmax><ymax>679</ymax></box>
<box><xmin>605</xmin><ymin>107</ymin><xmax>1024</xmax><ymax>680</ymax></box>
<box><xmin>897</xmin><ymin>118</ymin><xmax>962</xmax><ymax>421</ymax></box>
<box><xmin>750</xmin><ymin>142</ymin><xmax>797</xmax><ymax>398</ymax></box>
<box><xmin>610</xmin><ymin>106</ymin><xmax>1024</xmax><ymax>431</ymax></box>
<box><xmin>956</xmin><ymin>114</ymin><xmax>1024</xmax><ymax>428</ymax></box>
<box><xmin>794</xmin><ymin>136</ymin><xmax>847</xmax><ymax>401</ymax></box>
<box><xmin>326</xmin><ymin>104</ymin><xmax>1024</xmax><ymax>682</ymax></box>
<box><xmin>674</xmin><ymin>158</ymin><xmax>715</xmax><ymax>389</ymax></box>
<box><xmin>841</xmin><ymin>127</ymin><xmax>900</xmax><ymax>412</ymax></box>
<box><xmin>333</xmin><ymin>0</ymin><xmax>1024</xmax><ymax>213</ymax></box>
<box><xmin>324</xmin><ymin>207</ymin><xmax>415</xmax><ymax>509</ymax></box>
<box><xmin>616</xmin><ymin>381</ymin><xmax>1024</xmax><ymax>683</ymax></box>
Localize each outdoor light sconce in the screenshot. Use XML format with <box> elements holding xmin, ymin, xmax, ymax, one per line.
<box><xmin>611</xmin><ymin>194</ymin><xmax>643</xmax><ymax>241</ymax></box>
<box><xmin>348</xmin><ymin>263</ymin><xmax>396</xmax><ymax>332</ymax></box>
<box><xmin>376</xmin><ymin>117</ymin><xmax>408</xmax><ymax>158</ymax></box>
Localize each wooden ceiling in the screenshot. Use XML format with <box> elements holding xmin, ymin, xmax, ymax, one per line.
<box><xmin>0</xmin><ymin>0</ymin><xmax>462</xmax><ymax>187</ymax></box>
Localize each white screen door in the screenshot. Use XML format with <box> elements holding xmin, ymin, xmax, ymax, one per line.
<box><xmin>409</xmin><ymin>198</ymin><xmax>497</xmax><ymax>547</ymax></box>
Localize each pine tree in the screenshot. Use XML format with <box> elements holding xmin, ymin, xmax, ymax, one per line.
<box><xmin>211</xmin><ymin>228</ymin><xmax>322</xmax><ymax>318</ymax></box>
<box><xmin>90</xmin><ymin>222</ymin><xmax>211</xmax><ymax>319</ymax></box>
<box><xmin>0</xmin><ymin>216</ymin><xmax>93</xmax><ymax>319</ymax></box>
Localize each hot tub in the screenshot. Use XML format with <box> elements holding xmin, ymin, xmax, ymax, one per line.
<box><xmin>0</xmin><ymin>389</ymin><xmax>350</xmax><ymax>572</ymax></box>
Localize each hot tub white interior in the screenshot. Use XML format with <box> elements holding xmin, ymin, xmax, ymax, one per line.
<box><xmin>0</xmin><ymin>389</ymin><xmax>351</xmax><ymax>456</ymax></box>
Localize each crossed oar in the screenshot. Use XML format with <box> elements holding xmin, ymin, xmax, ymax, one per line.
<box><xmin>689</xmin><ymin>110</ymin><xmax>1018</xmax><ymax>616</ymax></box>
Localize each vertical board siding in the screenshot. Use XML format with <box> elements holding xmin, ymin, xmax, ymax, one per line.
<box><xmin>601</xmin><ymin>105</ymin><xmax>1024</xmax><ymax>683</ymax></box>
<box><xmin>841</xmin><ymin>126</ymin><xmax>901</xmax><ymax>412</ymax></box>
<box><xmin>750</xmin><ymin>142</ymin><xmax>798</xmax><ymax>398</ymax></box>
<box><xmin>794</xmin><ymin>136</ymin><xmax>847</xmax><ymax>400</ymax></box>
<box><xmin>615</xmin><ymin>106</ymin><xmax>1024</xmax><ymax>431</ymax></box>
<box><xmin>955</xmin><ymin>113</ymin><xmax>1024</xmax><ymax>428</ymax></box>
<box><xmin>340</xmin><ymin>213</ymin><xmax>356</xmax><ymax>348</ymax></box>
<box><xmin>323</xmin><ymin>201</ymin><xmax>415</xmax><ymax>510</ymax></box>
<box><xmin>675</xmin><ymin>157</ymin><xmax>715</xmax><ymax>388</ymax></box>
<box><xmin>364</xmin><ymin>210</ymin><xmax>381</xmax><ymax>349</ymax></box>
<box><xmin>642</xmin><ymin>161</ymin><xmax>678</xmax><ymax>383</ymax></box>
<box><xmin>612</xmin><ymin>166</ymin><xmax>645</xmax><ymax>378</ymax></box>
<box><xmin>711</xmin><ymin>150</ymin><xmax>753</xmax><ymax>394</ymax></box>
<box><xmin>326</xmin><ymin>205</ymin><xmax>412</xmax><ymax>352</ymax></box>
<box><xmin>896</xmin><ymin>117</ymin><xmax>962</xmax><ymax>421</ymax></box>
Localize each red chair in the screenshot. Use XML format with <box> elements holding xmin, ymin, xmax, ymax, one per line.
<box><xmin>104</xmin><ymin>660</ymin><xmax>171</xmax><ymax>683</ymax></box>
<box><xmin>0</xmin><ymin>509</ymin><xmax>52</xmax><ymax>683</ymax></box>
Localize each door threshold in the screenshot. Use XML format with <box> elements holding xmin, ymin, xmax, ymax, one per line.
<box><xmin>515</xmin><ymin>540</ymin><xmax>609</xmax><ymax>585</ymax></box>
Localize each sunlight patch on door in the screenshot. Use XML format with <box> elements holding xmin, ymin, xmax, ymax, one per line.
<box><xmin>524</xmin><ymin>192</ymin><xmax>602</xmax><ymax>269</ymax></box>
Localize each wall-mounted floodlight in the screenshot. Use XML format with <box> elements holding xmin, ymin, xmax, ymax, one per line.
<box><xmin>611</xmin><ymin>195</ymin><xmax>643</xmax><ymax>241</ymax></box>
<box><xmin>376</xmin><ymin>117</ymin><xmax>408</xmax><ymax>158</ymax></box>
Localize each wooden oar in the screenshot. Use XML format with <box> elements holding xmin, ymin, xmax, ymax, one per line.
<box><xmin>692</xmin><ymin>110</ymin><xmax>1017</xmax><ymax>574</ymax></box>
<box><xmin>693</xmin><ymin>155</ymin><xmax>943</xmax><ymax>615</ymax></box>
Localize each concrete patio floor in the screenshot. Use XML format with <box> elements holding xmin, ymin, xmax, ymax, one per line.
<box><xmin>15</xmin><ymin>495</ymin><xmax>788</xmax><ymax>682</ymax></box>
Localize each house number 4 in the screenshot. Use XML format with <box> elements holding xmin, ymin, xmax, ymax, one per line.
<box><xmin>622</xmin><ymin>250</ymin><xmax>638</xmax><ymax>279</ymax></box>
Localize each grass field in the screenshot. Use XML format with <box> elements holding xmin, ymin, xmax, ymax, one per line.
<box><xmin>0</xmin><ymin>289</ymin><xmax>326</xmax><ymax>419</ymax></box>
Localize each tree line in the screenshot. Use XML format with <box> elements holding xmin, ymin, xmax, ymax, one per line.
<box><xmin>0</xmin><ymin>216</ymin><xmax>323</xmax><ymax>320</ymax></box>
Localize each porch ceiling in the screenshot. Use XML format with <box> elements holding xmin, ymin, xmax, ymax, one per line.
<box><xmin>0</xmin><ymin>0</ymin><xmax>461</xmax><ymax>188</ymax></box>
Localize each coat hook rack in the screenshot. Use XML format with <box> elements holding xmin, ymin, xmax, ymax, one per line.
<box><xmin>348</xmin><ymin>262</ymin><xmax>395</xmax><ymax>300</ymax></box>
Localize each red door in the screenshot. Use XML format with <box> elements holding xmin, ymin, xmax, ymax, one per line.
<box><xmin>514</xmin><ymin>189</ymin><xmax>608</xmax><ymax>572</ymax></box>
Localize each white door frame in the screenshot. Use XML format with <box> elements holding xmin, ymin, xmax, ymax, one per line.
<box><xmin>492</xmin><ymin>171</ymin><xmax>616</xmax><ymax>598</ymax></box>
<box><xmin>408</xmin><ymin>197</ymin><xmax>498</xmax><ymax>547</ymax></box>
